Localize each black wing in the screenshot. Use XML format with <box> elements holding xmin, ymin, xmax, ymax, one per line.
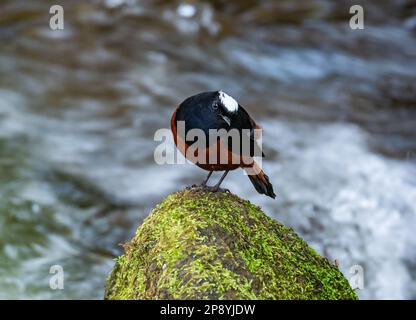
<box><xmin>228</xmin><ymin>105</ymin><xmax>265</xmax><ymax>158</ymax></box>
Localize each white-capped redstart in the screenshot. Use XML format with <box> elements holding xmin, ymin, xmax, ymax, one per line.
<box><xmin>171</xmin><ymin>91</ymin><xmax>276</xmax><ymax>199</ymax></box>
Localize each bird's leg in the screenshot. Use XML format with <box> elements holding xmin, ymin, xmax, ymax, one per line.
<box><xmin>214</xmin><ymin>170</ymin><xmax>229</xmax><ymax>190</ymax></box>
<box><xmin>200</xmin><ymin>171</ymin><xmax>213</xmax><ymax>187</ymax></box>
<box><xmin>204</xmin><ymin>170</ymin><xmax>230</xmax><ymax>193</ymax></box>
<box><xmin>214</xmin><ymin>170</ymin><xmax>230</xmax><ymax>191</ymax></box>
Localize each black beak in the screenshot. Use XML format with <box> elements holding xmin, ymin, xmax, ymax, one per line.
<box><xmin>220</xmin><ymin>114</ymin><xmax>231</xmax><ymax>126</ymax></box>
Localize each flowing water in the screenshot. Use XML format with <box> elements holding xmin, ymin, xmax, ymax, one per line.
<box><xmin>0</xmin><ymin>0</ymin><xmax>415</xmax><ymax>299</ymax></box>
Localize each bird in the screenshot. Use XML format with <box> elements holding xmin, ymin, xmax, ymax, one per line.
<box><xmin>171</xmin><ymin>90</ymin><xmax>276</xmax><ymax>199</ymax></box>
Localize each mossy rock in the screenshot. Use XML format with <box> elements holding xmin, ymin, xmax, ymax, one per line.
<box><xmin>105</xmin><ymin>188</ymin><xmax>357</xmax><ymax>300</ymax></box>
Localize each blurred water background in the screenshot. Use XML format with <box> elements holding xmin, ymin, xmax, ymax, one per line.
<box><xmin>0</xmin><ymin>0</ymin><xmax>415</xmax><ymax>299</ymax></box>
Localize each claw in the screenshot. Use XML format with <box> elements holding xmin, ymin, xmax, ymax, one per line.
<box><xmin>202</xmin><ymin>185</ymin><xmax>230</xmax><ymax>193</ymax></box>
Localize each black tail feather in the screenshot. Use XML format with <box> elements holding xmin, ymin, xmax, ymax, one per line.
<box><xmin>248</xmin><ymin>172</ymin><xmax>276</xmax><ymax>199</ymax></box>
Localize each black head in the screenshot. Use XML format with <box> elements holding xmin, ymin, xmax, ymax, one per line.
<box><xmin>177</xmin><ymin>91</ymin><xmax>239</xmax><ymax>130</ymax></box>
<box><xmin>211</xmin><ymin>90</ymin><xmax>239</xmax><ymax>126</ymax></box>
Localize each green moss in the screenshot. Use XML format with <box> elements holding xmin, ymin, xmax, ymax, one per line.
<box><xmin>105</xmin><ymin>188</ymin><xmax>357</xmax><ymax>300</ymax></box>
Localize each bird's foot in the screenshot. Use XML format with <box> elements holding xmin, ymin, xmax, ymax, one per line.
<box><xmin>186</xmin><ymin>184</ymin><xmax>207</xmax><ymax>191</ymax></box>
<box><xmin>201</xmin><ymin>185</ymin><xmax>230</xmax><ymax>193</ymax></box>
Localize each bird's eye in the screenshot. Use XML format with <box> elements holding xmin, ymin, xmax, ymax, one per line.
<box><xmin>212</xmin><ymin>104</ymin><xmax>219</xmax><ymax>110</ymax></box>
